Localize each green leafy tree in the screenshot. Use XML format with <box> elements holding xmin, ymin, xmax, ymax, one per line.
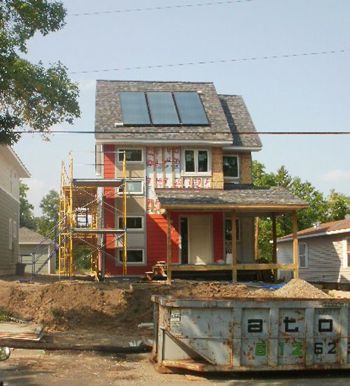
<box><xmin>0</xmin><ymin>0</ymin><xmax>80</xmax><ymax>145</ymax></box>
<box><xmin>19</xmin><ymin>182</ymin><xmax>36</xmax><ymax>229</ymax></box>
<box><xmin>327</xmin><ymin>190</ymin><xmax>350</xmax><ymax>220</ymax></box>
<box><xmin>36</xmin><ymin>189</ymin><xmax>59</xmax><ymax>238</ymax></box>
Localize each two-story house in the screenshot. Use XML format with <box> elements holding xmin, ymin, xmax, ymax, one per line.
<box><xmin>0</xmin><ymin>145</ymin><xmax>30</xmax><ymax>275</ymax></box>
<box><xmin>94</xmin><ymin>80</ymin><xmax>307</xmax><ymax>280</ymax></box>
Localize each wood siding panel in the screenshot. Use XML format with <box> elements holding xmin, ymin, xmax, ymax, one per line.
<box><xmin>0</xmin><ymin>189</ymin><xmax>19</xmax><ymax>275</ymax></box>
<box><xmin>240</xmin><ymin>153</ymin><xmax>253</xmax><ymax>184</ymax></box>
<box><xmin>212</xmin><ymin>148</ymin><xmax>224</xmax><ymax>189</ymax></box>
<box><xmin>277</xmin><ymin>236</ymin><xmax>350</xmax><ymax>283</ymax></box>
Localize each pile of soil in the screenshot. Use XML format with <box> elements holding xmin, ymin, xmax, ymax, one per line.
<box><xmin>0</xmin><ymin>278</ymin><xmax>331</xmax><ymax>333</ymax></box>
<box><xmin>274</xmin><ymin>278</ymin><xmax>330</xmax><ymax>299</ymax></box>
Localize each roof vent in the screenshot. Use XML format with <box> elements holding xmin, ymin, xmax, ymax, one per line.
<box><xmin>114</xmin><ymin>122</ymin><xmax>124</xmax><ymax>127</ymax></box>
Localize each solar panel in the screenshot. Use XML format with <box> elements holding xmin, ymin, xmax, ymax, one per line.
<box><xmin>119</xmin><ymin>92</ymin><xmax>151</xmax><ymax>125</ymax></box>
<box><xmin>147</xmin><ymin>92</ymin><xmax>179</xmax><ymax>125</ymax></box>
<box><xmin>174</xmin><ymin>92</ymin><xmax>208</xmax><ymax>125</ymax></box>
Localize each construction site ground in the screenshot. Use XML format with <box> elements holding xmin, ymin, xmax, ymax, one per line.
<box><xmin>1</xmin><ymin>275</ymin><xmax>350</xmax><ymax>385</ymax></box>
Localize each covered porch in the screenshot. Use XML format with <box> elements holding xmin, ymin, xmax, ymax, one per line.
<box><xmin>156</xmin><ymin>187</ymin><xmax>308</xmax><ymax>283</ymax></box>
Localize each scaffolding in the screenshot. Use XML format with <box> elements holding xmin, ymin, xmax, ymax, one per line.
<box><xmin>58</xmin><ymin>153</ymin><xmax>128</xmax><ymax>278</ymax></box>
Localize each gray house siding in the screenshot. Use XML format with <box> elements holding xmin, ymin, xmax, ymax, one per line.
<box><xmin>278</xmin><ymin>235</ymin><xmax>348</xmax><ymax>283</ymax></box>
<box><xmin>0</xmin><ymin>188</ymin><xmax>19</xmax><ymax>275</ymax></box>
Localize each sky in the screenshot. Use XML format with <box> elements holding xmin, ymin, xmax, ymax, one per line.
<box><xmin>13</xmin><ymin>0</ymin><xmax>350</xmax><ymax>215</ymax></box>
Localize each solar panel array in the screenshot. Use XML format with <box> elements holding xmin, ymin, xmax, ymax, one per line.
<box><xmin>119</xmin><ymin>91</ymin><xmax>208</xmax><ymax>125</ymax></box>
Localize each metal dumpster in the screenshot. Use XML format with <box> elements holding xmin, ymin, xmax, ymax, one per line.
<box><xmin>152</xmin><ymin>295</ymin><xmax>350</xmax><ymax>372</ymax></box>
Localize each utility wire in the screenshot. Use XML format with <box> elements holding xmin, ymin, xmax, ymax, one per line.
<box><xmin>12</xmin><ymin>130</ymin><xmax>350</xmax><ymax>135</ymax></box>
<box><xmin>69</xmin><ymin>0</ymin><xmax>254</xmax><ymax>17</ymax></box>
<box><xmin>70</xmin><ymin>48</ymin><xmax>350</xmax><ymax>75</ymax></box>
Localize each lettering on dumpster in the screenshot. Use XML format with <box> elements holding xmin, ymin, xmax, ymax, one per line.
<box><xmin>247</xmin><ymin>319</ymin><xmax>263</xmax><ymax>333</ymax></box>
<box><xmin>318</xmin><ymin>319</ymin><xmax>333</xmax><ymax>333</ymax></box>
<box><xmin>283</xmin><ymin>317</ymin><xmax>299</xmax><ymax>333</ymax></box>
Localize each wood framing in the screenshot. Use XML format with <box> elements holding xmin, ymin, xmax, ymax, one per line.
<box><xmin>292</xmin><ymin>211</ymin><xmax>299</xmax><ymax>278</ymax></box>
<box><xmin>166</xmin><ymin>211</ymin><xmax>172</xmax><ymax>284</ymax></box>
<box><xmin>231</xmin><ymin>211</ymin><xmax>237</xmax><ymax>282</ymax></box>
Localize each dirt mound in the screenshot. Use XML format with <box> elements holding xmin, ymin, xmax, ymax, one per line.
<box><xmin>274</xmin><ymin>278</ymin><xmax>330</xmax><ymax>298</ymax></box>
<box><xmin>0</xmin><ymin>278</ymin><xmax>330</xmax><ymax>333</ymax></box>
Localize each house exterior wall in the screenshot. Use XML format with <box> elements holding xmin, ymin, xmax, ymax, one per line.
<box><xmin>0</xmin><ymin>188</ymin><xmax>19</xmax><ymax>275</ymax></box>
<box><xmin>277</xmin><ymin>235</ymin><xmax>350</xmax><ymax>283</ymax></box>
<box><xmin>19</xmin><ymin>244</ymin><xmax>56</xmax><ymax>274</ymax></box>
<box><xmin>0</xmin><ymin>150</ymin><xmax>20</xmax><ymax>201</ymax></box>
<box><xmin>102</xmin><ymin>144</ymin><xmax>254</xmax><ymax>275</ymax></box>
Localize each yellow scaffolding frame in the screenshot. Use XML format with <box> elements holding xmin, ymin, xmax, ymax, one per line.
<box><xmin>58</xmin><ymin>152</ymin><xmax>128</xmax><ymax>278</ymax></box>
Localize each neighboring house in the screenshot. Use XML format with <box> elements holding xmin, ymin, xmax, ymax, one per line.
<box><xmin>94</xmin><ymin>80</ymin><xmax>307</xmax><ymax>279</ymax></box>
<box><xmin>277</xmin><ymin>218</ymin><xmax>350</xmax><ymax>283</ymax></box>
<box><xmin>0</xmin><ymin>145</ymin><xmax>30</xmax><ymax>275</ymax></box>
<box><xmin>19</xmin><ymin>227</ymin><xmax>56</xmax><ymax>275</ymax></box>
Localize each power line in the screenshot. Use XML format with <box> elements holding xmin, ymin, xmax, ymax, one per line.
<box><xmin>70</xmin><ymin>48</ymin><xmax>350</xmax><ymax>75</ymax></box>
<box><xmin>13</xmin><ymin>130</ymin><xmax>350</xmax><ymax>135</ymax></box>
<box><xmin>69</xmin><ymin>0</ymin><xmax>254</xmax><ymax>17</ymax></box>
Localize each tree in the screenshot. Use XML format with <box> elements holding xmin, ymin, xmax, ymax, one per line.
<box><xmin>19</xmin><ymin>182</ymin><xmax>36</xmax><ymax>229</ymax></box>
<box><xmin>327</xmin><ymin>190</ymin><xmax>350</xmax><ymax>220</ymax></box>
<box><xmin>0</xmin><ymin>0</ymin><xmax>80</xmax><ymax>145</ymax></box>
<box><xmin>36</xmin><ymin>189</ymin><xmax>59</xmax><ymax>238</ymax></box>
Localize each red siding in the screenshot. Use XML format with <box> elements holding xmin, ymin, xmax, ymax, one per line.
<box><xmin>146</xmin><ymin>212</ymin><xmax>224</xmax><ymax>268</ymax></box>
<box><xmin>103</xmin><ymin>145</ymin><xmax>117</xmax><ymax>274</ymax></box>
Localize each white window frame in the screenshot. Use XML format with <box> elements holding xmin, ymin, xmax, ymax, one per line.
<box><xmin>117</xmin><ymin>248</ymin><xmax>145</xmax><ymax>265</ymax></box>
<box><xmin>118</xmin><ymin>215</ymin><xmax>144</xmax><ymax>231</ymax></box>
<box><xmin>9</xmin><ymin>218</ymin><xmax>13</xmax><ymax>249</ymax></box>
<box><xmin>182</xmin><ymin>149</ymin><xmax>211</xmax><ymax>176</ymax></box>
<box><xmin>299</xmin><ymin>242</ymin><xmax>308</xmax><ymax>268</ymax></box>
<box><xmin>117</xmin><ymin>148</ymin><xmax>144</xmax><ymax>163</ymax></box>
<box><xmin>223</xmin><ymin>155</ymin><xmax>240</xmax><ymax>180</ymax></box>
<box><xmin>344</xmin><ymin>239</ymin><xmax>350</xmax><ymax>268</ymax></box>
<box><xmin>119</xmin><ymin>180</ymin><xmax>144</xmax><ymax>195</ymax></box>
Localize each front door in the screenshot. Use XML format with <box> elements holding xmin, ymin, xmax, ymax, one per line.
<box><xmin>188</xmin><ymin>215</ymin><xmax>213</xmax><ymax>264</ymax></box>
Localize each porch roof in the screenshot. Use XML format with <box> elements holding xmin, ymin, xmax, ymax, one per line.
<box><xmin>155</xmin><ymin>186</ymin><xmax>308</xmax><ymax>212</ymax></box>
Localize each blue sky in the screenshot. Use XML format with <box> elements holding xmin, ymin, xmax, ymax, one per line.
<box><xmin>14</xmin><ymin>0</ymin><xmax>350</xmax><ymax>214</ymax></box>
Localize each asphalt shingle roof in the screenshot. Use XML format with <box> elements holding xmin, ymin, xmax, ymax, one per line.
<box><xmin>219</xmin><ymin>95</ymin><xmax>262</xmax><ymax>148</ymax></box>
<box><xmin>94</xmin><ymin>80</ymin><xmax>261</xmax><ymax>148</ymax></box>
<box><xmin>278</xmin><ymin>218</ymin><xmax>350</xmax><ymax>241</ymax></box>
<box><xmin>155</xmin><ymin>187</ymin><xmax>308</xmax><ymax>210</ymax></box>
<box><xmin>19</xmin><ymin>227</ymin><xmax>52</xmax><ymax>245</ymax></box>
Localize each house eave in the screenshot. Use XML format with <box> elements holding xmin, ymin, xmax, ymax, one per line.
<box><xmin>278</xmin><ymin>228</ymin><xmax>350</xmax><ymax>243</ymax></box>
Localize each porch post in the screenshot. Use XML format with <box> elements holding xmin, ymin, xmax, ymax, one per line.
<box><xmin>254</xmin><ymin>217</ymin><xmax>259</xmax><ymax>260</ymax></box>
<box><xmin>292</xmin><ymin>211</ymin><xmax>299</xmax><ymax>279</ymax></box>
<box><xmin>272</xmin><ymin>213</ymin><xmax>277</xmax><ymax>280</ymax></box>
<box><xmin>231</xmin><ymin>211</ymin><xmax>237</xmax><ymax>282</ymax></box>
<box><xmin>166</xmin><ymin>211</ymin><xmax>172</xmax><ymax>284</ymax></box>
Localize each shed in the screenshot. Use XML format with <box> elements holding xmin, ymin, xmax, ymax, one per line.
<box><xmin>19</xmin><ymin>227</ymin><xmax>56</xmax><ymax>274</ymax></box>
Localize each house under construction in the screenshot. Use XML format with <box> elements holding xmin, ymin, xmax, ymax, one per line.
<box><xmin>58</xmin><ymin>153</ymin><xmax>128</xmax><ymax>279</ymax></box>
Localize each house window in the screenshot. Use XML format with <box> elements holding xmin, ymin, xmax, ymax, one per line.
<box><xmin>346</xmin><ymin>239</ymin><xmax>350</xmax><ymax>268</ymax></box>
<box><xmin>183</xmin><ymin>150</ymin><xmax>209</xmax><ymax>174</ymax></box>
<box><xmin>118</xmin><ymin>216</ymin><xmax>143</xmax><ymax>230</ymax></box>
<box><xmin>119</xmin><ymin>180</ymin><xmax>144</xmax><ymax>195</ymax></box>
<box><xmin>299</xmin><ymin>242</ymin><xmax>308</xmax><ymax>268</ymax></box>
<box><xmin>9</xmin><ymin>218</ymin><xmax>13</xmax><ymax>249</ymax></box>
<box><xmin>118</xmin><ymin>249</ymin><xmax>144</xmax><ymax>264</ymax></box>
<box><xmin>223</xmin><ymin>156</ymin><xmax>239</xmax><ymax>179</ymax></box>
<box><xmin>118</xmin><ymin>149</ymin><xmax>143</xmax><ymax>162</ymax></box>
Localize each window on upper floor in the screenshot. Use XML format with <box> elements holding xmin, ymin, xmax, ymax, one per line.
<box><xmin>119</xmin><ymin>180</ymin><xmax>144</xmax><ymax>195</ymax></box>
<box><xmin>299</xmin><ymin>242</ymin><xmax>308</xmax><ymax>268</ymax></box>
<box><xmin>223</xmin><ymin>155</ymin><xmax>239</xmax><ymax>179</ymax></box>
<box><xmin>183</xmin><ymin>149</ymin><xmax>209</xmax><ymax>175</ymax></box>
<box><xmin>119</xmin><ymin>91</ymin><xmax>208</xmax><ymax>126</ymax></box>
<box><xmin>117</xmin><ymin>149</ymin><xmax>143</xmax><ymax>162</ymax></box>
